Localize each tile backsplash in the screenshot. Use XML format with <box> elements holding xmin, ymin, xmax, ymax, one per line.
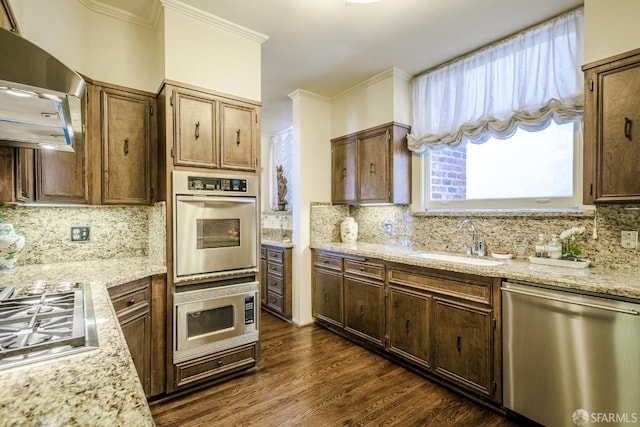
<box><xmin>311</xmin><ymin>203</ymin><xmax>640</xmax><ymax>271</ymax></box>
<box><xmin>0</xmin><ymin>202</ymin><xmax>166</xmax><ymax>266</ymax></box>
<box><xmin>261</xmin><ymin>210</ymin><xmax>293</xmax><ymax>242</ymax></box>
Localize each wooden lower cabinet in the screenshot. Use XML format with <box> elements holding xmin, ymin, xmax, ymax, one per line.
<box><xmin>311</xmin><ymin>249</ymin><xmax>502</xmax><ymax>404</ymax></box>
<box><xmin>312</xmin><ymin>252</ymin><xmax>344</xmax><ymax>328</ymax></box>
<box><xmin>344</xmin><ymin>276</ymin><xmax>384</xmax><ymax>346</ymax></box>
<box><xmin>433</xmin><ymin>298</ymin><xmax>494</xmax><ymax>398</ymax></box>
<box><xmin>109</xmin><ymin>277</ymin><xmax>152</xmax><ymax>396</ymax></box>
<box><xmin>387</xmin><ymin>285</ymin><xmax>431</xmax><ymax>369</ymax></box>
<box><xmin>261</xmin><ymin>244</ymin><xmax>292</xmax><ymax>320</ymax></box>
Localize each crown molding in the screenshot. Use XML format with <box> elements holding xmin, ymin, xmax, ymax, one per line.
<box><xmin>160</xmin><ymin>0</ymin><xmax>269</xmax><ymax>44</ymax></box>
<box><xmin>77</xmin><ymin>0</ymin><xmax>162</xmax><ymax>29</ymax></box>
<box><xmin>288</xmin><ymin>89</ymin><xmax>331</xmax><ymax>103</ymax></box>
<box><xmin>332</xmin><ymin>67</ymin><xmax>412</xmax><ymax>102</ymax></box>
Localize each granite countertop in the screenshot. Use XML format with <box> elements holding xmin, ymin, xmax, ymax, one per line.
<box><xmin>0</xmin><ymin>257</ymin><xmax>166</xmax><ymax>427</ymax></box>
<box><xmin>311</xmin><ymin>241</ymin><xmax>640</xmax><ymax>300</ymax></box>
<box><xmin>261</xmin><ymin>239</ymin><xmax>295</xmax><ymax>248</ymax></box>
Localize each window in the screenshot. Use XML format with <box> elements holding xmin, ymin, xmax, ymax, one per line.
<box><xmin>425</xmin><ymin>121</ymin><xmax>582</xmax><ymax>209</ymax></box>
<box><xmin>408</xmin><ymin>8</ymin><xmax>584</xmax><ymax>211</ymax></box>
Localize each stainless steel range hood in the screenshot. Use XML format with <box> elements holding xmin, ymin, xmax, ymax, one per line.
<box><xmin>0</xmin><ymin>28</ymin><xmax>85</xmax><ymax>152</ymax></box>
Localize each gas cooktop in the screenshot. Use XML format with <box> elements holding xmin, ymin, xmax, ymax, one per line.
<box><xmin>0</xmin><ymin>282</ymin><xmax>98</xmax><ymax>369</ymax></box>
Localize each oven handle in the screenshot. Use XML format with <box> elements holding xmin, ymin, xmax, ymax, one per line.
<box><xmin>176</xmin><ymin>196</ymin><xmax>256</xmax><ymax>204</ymax></box>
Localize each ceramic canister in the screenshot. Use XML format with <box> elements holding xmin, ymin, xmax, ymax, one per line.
<box><xmin>0</xmin><ymin>222</ymin><xmax>26</xmax><ymax>270</ymax></box>
<box><xmin>340</xmin><ymin>217</ymin><xmax>358</xmax><ymax>243</ymax></box>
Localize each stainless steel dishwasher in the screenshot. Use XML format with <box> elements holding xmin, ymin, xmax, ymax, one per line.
<box><xmin>502</xmin><ymin>280</ymin><xmax>640</xmax><ymax>427</ymax></box>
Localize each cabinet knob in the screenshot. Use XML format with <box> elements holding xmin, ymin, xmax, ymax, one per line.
<box><xmin>359</xmin><ymin>267</ymin><xmax>365</xmax><ymax>271</ymax></box>
<box><xmin>124</xmin><ymin>138</ymin><xmax>129</xmax><ymax>155</ymax></box>
<box><xmin>128</xmin><ymin>298</ymin><xmax>136</xmax><ymax>306</ymax></box>
<box><xmin>217</xmin><ymin>360</ymin><xmax>223</xmax><ymax>367</ymax></box>
<box><xmin>195</xmin><ymin>121</ymin><xmax>200</xmax><ymax>140</ymax></box>
<box><xmin>370</xmin><ymin>163</ymin><xmax>375</xmax><ymax>173</ymax></box>
<box><xmin>342</xmin><ymin>168</ymin><xmax>347</xmax><ymax>178</ymax></box>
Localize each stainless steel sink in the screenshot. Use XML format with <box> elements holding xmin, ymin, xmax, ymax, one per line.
<box><xmin>410</xmin><ymin>252</ymin><xmax>503</xmax><ymax>266</ymax></box>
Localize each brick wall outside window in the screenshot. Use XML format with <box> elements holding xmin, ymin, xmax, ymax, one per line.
<box><xmin>430</xmin><ymin>145</ymin><xmax>467</xmax><ymax>200</ymax></box>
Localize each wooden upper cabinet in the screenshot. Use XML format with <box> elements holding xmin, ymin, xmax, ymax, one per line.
<box><xmin>358</xmin><ymin>128</ymin><xmax>390</xmax><ymax>203</ymax></box>
<box><xmin>101</xmin><ymin>87</ymin><xmax>155</xmax><ymax>205</ymax></box>
<box><xmin>583</xmin><ymin>48</ymin><xmax>640</xmax><ymax>204</ymax></box>
<box><xmin>331</xmin><ymin>122</ymin><xmax>411</xmax><ymax>205</ymax></box>
<box><xmin>331</xmin><ymin>137</ymin><xmax>356</xmax><ymax>204</ymax></box>
<box><xmin>36</xmin><ymin>148</ymin><xmax>88</xmax><ymax>204</ymax></box>
<box><xmin>174</xmin><ymin>90</ymin><xmax>217</xmax><ymax>168</ymax></box>
<box><xmin>168</xmin><ymin>84</ymin><xmax>260</xmax><ymax>171</ymax></box>
<box><xmin>220</xmin><ymin>102</ymin><xmax>256</xmax><ymax>170</ymax></box>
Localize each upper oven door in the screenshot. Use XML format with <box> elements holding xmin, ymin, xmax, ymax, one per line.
<box><xmin>175</xmin><ymin>195</ymin><xmax>257</xmax><ymax>280</ymax></box>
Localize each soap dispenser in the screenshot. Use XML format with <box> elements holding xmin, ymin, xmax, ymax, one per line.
<box><xmin>548</xmin><ymin>234</ymin><xmax>562</xmax><ymax>259</ymax></box>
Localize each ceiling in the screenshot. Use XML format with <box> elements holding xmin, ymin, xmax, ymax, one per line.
<box><xmin>96</xmin><ymin>0</ymin><xmax>583</xmax><ymax>135</ymax></box>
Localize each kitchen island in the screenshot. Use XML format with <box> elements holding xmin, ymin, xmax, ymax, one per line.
<box><xmin>0</xmin><ymin>257</ymin><xmax>166</xmax><ymax>427</ymax></box>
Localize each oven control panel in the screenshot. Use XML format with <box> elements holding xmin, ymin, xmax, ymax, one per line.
<box><xmin>188</xmin><ymin>176</ymin><xmax>247</xmax><ymax>192</ymax></box>
<box><xmin>244</xmin><ymin>296</ymin><xmax>255</xmax><ymax>325</ymax></box>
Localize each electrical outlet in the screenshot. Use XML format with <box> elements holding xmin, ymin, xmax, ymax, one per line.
<box><xmin>620</xmin><ymin>230</ymin><xmax>638</xmax><ymax>249</ymax></box>
<box><xmin>383</xmin><ymin>222</ymin><xmax>393</xmax><ymax>235</ymax></box>
<box><xmin>71</xmin><ymin>227</ymin><xmax>90</xmax><ymax>242</ymax></box>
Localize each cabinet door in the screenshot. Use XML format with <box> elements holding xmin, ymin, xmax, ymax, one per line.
<box><xmin>387</xmin><ymin>286</ymin><xmax>431</xmax><ymax>368</ymax></box>
<box><xmin>358</xmin><ymin>128</ymin><xmax>389</xmax><ymax>203</ymax></box>
<box><xmin>599</xmin><ymin>62</ymin><xmax>640</xmax><ymax>200</ymax></box>
<box><xmin>313</xmin><ymin>267</ymin><xmax>343</xmax><ymax>327</ymax></box>
<box><xmin>0</xmin><ymin>147</ymin><xmax>14</xmax><ymax>202</ymax></box>
<box><xmin>433</xmin><ymin>298</ymin><xmax>494</xmax><ymax>398</ymax></box>
<box><xmin>220</xmin><ymin>102</ymin><xmax>256</xmax><ymax>171</ymax></box>
<box><xmin>174</xmin><ymin>91</ymin><xmax>217</xmax><ymax>168</ymax></box>
<box><xmin>119</xmin><ymin>308</ymin><xmax>151</xmax><ymax>396</ymax></box>
<box><xmin>36</xmin><ymin>148</ymin><xmax>88</xmax><ymax>204</ymax></box>
<box><xmin>15</xmin><ymin>148</ymin><xmax>33</xmax><ymax>202</ymax></box>
<box><xmin>260</xmin><ymin>258</ymin><xmax>268</xmax><ymax>306</ymax></box>
<box><xmin>102</xmin><ymin>89</ymin><xmax>152</xmax><ymax>204</ymax></box>
<box><xmin>331</xmin><ymin>137</ymin><xmax>356</xmax><ymax>204</ymax></box>
<box><xmin>344</xmin><ymin>276</ymin><xmax>384</xmax><ymax>346</ymax></box>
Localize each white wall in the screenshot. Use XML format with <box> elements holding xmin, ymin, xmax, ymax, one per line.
<box><xmin>260</xmin><ymin>133</ymin><xmax>272</xmax><ymax>213</ymax></box>
<box><xmin>10</xmin><ymin>0</ymin><xmax>163</xmax><ymax>92</ymax></box>
<box><xmin>289</xmin><ymin>89</ymin><xmax>332</xmax><ymax>325</ymax></box>
<box><xmin>162</xmin><ymin>4</ymin><xmax>265</xmax><ymax>101</ymax></box>
<box><xmin>331</xmin><ymin>67</ymin><xmax>411</xmax><ymax>138</ymax></box>
<box><xmin>584</xmin><ymin>0</ymin><xmax>640</xmax><ymax>64</ymax></box>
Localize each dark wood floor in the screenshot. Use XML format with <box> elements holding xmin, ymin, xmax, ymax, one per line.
<box><xmin>150</xmin><ymin>312</ymin><xmax>520</xmax><ymax>427</ymax></box>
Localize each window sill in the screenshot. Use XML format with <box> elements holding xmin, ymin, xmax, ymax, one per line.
<box><xmin>412</xmin><ymin>206</ymin><xmax>595</xmax><ymax>219</ymax></box>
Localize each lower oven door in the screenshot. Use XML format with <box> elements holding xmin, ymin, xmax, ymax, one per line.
<box><xmin>175</xmin><ymin>195</ymin><xmax>257</xmax><ymax>281</ymax></box>
<box><xmin>174</xmin><ymin>282</ymin><xmax>259</xmax><ymax>363</ymax></box>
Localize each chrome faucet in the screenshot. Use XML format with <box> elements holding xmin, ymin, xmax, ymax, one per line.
<box><xmin>458</xmin><ymin>219</ymin><xmax>483</xmax><ymax>256</ymax></box>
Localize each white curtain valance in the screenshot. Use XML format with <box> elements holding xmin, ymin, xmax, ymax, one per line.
<box><xmin>407</xmin><ymin>8</ymin><xmax>584</xmax><ymax>154</ymax></box>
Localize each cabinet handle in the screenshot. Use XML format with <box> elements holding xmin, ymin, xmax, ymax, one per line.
<box><xmin>624</xmin><ymin>117</ymin><xmax>633</xmax><ymax>140</ymax></box>
<box><xmin>457</xmin><ymin>335</ymin><xmax>462</xmax><ymax>352</ymax></box>
<box><xmin>405</xmin><ymin>319</ymin><xmax>410</xmax><ymax>333</ymax></box>
<box><xmin>236</xmin><ymin>129</ymin><xmax>241</xmax><ymax>145</ymax></box>
<box><xmin>195</xmin><ymin>121</ymin><xmax>200</xmax><ymax>140</ymax></box>
<box><xmin>324</xmin><ymin>292</ymin><xmax>329</xmax><ymax>303</ymax></box>
<box><xmin>342</xmin><ymin>168</ymin><xmax>347</xmax><ymax>178</ymax></box>
<box><xmin>370</xmin><ymin>163</ymin><xmax>375</xmax><ymax>173</ymax></box>
<box><xmin>360</xmin><ymin>304</ymin><xmax>365</xmax><ymax>316</ymax></box>
<box><xmin>128</xmin><ymin>298</ymin><xmax>136</xmax><ymax>306</ymax></box>
<box><xmin>124</xmin><ymin>138</ymin><xmax>129</xmax><ymax>155</ymax></box>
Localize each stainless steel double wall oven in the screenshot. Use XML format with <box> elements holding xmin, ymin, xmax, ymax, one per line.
<box><xmin>172</xmin><ymin>170</ymin><xmax>259</xmax><ymax>368</ymax></box>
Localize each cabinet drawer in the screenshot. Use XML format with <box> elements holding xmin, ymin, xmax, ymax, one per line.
<box><xmin>267</xmin><ymin>291</ymin><xmax>284</xmax><ymax>312</ymax></box>
<box><xmin>313</xmin><ymin>252</ymin><xmax>343</xmax><ymax>271</ymax></box>
<box><xmin>109</xmin><ymin>278</ymin><xmax>151</xmax><ymax>314</ymax></box>
<box><xmin>267</xmin><ymin>262</ymin><xmax>284</xmax><ymax>277</ymax></box>
<box><xmin>388</xmin><ymin>268</ymin><xmax>492</xmax><ymax>305</ymax></box>
<box><xmin>344</xmin><ymin>259</ymin><xmax>385</xmax><ymax>281</ymax></box>
<box><xmin>267</xmin><ymin>275</ymin><xmax>284</xmax><ymax>294</ymax></box>
<box><xmin>267</xmin><ymin>249</ymin><xmax>284</xmax><ymax>264</ymax></box>
<box><xmin>174</xmin><ymin>344</ymin><xmax>257</xmax><ymax>389</ymax></box>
